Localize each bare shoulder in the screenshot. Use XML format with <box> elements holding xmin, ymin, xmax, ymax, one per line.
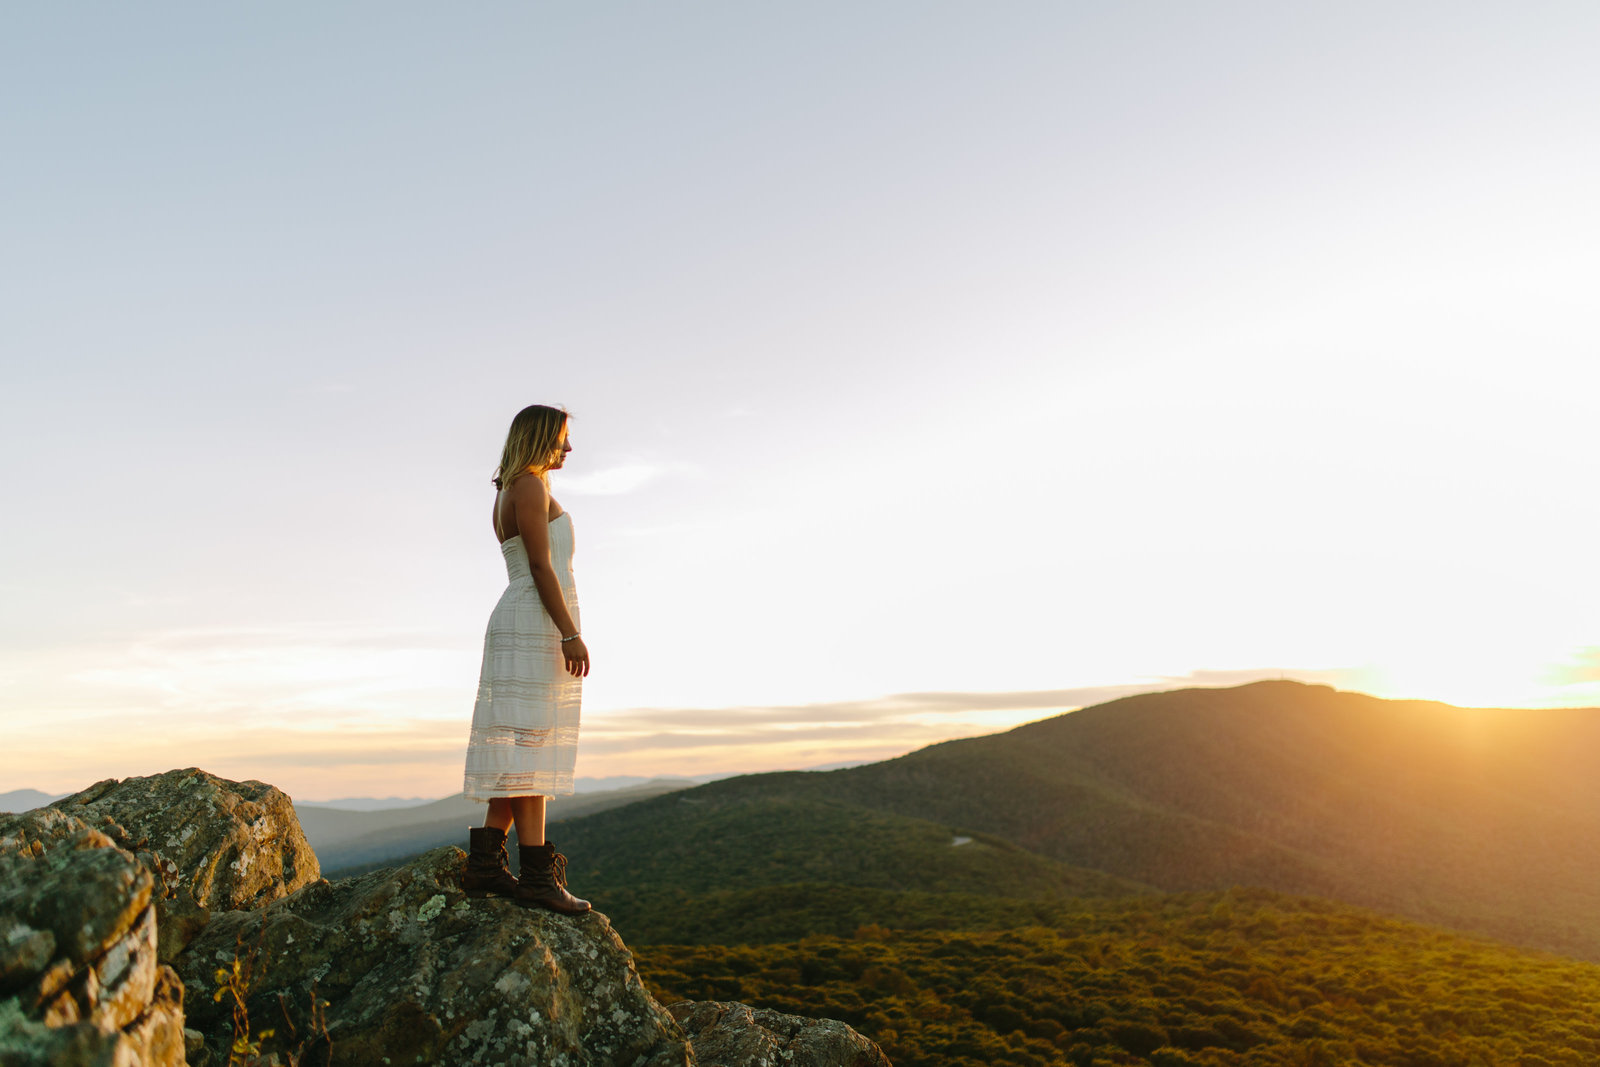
<box><xmin>508</xmin><ymin>473</ymin><xmax>550</xmax><ymax>505</ymax></box>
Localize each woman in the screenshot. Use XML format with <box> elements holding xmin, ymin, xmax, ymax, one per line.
<box><xmin>461</xmin><ymin>404</ymin><xmax>591</xmax><ymax>914</ymax></box>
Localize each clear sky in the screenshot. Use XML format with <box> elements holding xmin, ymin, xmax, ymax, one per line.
<box><xmin>4</xmin><ymin>3</ymin><xmax>1597</xmax><ymax>801</ymax></box>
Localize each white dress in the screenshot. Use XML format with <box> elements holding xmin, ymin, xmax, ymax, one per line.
<box><xmin>462</xmin><ymin>513</ymin><xmax>581</xmax><ymax>799</ymax></box>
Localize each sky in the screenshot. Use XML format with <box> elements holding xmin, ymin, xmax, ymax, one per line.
<box><xmin>3</xmin><ymin>3</ymin><xmax>1598</xmax><ymax>801</ymax></box>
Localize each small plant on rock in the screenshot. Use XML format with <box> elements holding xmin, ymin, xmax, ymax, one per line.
<box><xmin>213</xmin><ymin>948</ymin><xmax>273</xmax><ymax>1066</ymax></box>
<box><xmin>212</xmin><ymin>926</ymin><xmax>332</xmax><ymax>1067</ymax></box>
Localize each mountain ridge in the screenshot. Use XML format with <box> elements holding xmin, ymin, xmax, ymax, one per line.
<box><xmin>557</xmin><ymin>679</ymin><xmax>1600</xmax><ymax>961</ymax></box>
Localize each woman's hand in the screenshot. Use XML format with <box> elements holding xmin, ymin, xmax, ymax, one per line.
<box><xmin>562</xmin><ymin>636</ymin><xmax>590</xmax><ymax>678</ymax></box>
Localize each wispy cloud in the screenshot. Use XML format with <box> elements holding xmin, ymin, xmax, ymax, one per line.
<box><xmin>556</xmin><ymin>668</ymin><xmax>1377</xmax><ymax>780</ymax></box>
<box><xmin>585</xmin><ymin>669</ymin><xmax>1361</xmax><ymax>733</ymax></box>
<box><xmin>578</xmin><ymin>721</ymin><xmax>945</xmax><ymax>755</ymax></box>
<box><xmin>588</xmin><ymin>688</ymin><xmax>1111</xmax><ymax>731</ymax></box>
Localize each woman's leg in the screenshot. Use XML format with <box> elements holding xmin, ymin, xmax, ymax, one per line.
<box><xmin>483</xmin><ymin>797</ymin><xmax>513</xmax><ymax>832</ymax></box>
<box><xmin>476</xmin><ymin>794</ymin><xmax>545</xmax><ymax>848</ymax></box>
<box><xmin>508</xmin><ymin>794</ymin><xmax>588</xmax><ymax>914</ymax></box>
<box><xmin>508</xmin><ymin>795</ymin><xmax>546</xmax><ymax>846</ymax></box>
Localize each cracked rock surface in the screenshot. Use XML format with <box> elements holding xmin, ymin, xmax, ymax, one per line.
<box><xmin>178</xmin><ymin>845</ymin><xmax>693</xmax><ymax>1067</ymax></box>
<box><xmin>8</xmin><ymin>768</ymin><xmax>321</xmax><ymax>966</ymax></box>
<box><xmin>50</xmin><ymin>768</ymin><xmax>320</xmax><ymax>911</ymax></box>
<box><xmin>671</xmin><ymin>1000</ymin><xmax>893</xmax><ymax>1067</ymax></box>
<box><xmin>0</xmin><ymin>827</ymin><xmax>186</xmax><ymax>1066</ymax></box>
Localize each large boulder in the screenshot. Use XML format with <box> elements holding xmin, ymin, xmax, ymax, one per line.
<box><xmin>50</xmin><ymin>768</ymin><xmax>319</xmax><ymax>912</ymax></box>
<box><xmin>671</xmin><ymin>1001</ymin><xmax>892</xmax><ymax>1067</ymax></box>
<box><xmin>0</xmin><ymin>830</ymin><xmax>186</xmax><ymax>1066</ymax></box>
<box><xmin>178</xmin><ymin>846</ymin><xmax>692</xmax><ymax>1067</ymax></box>
<box><xmin>47</xmin><ymin>768</ymin><xmax>320</xmax><ymax>961</ymax></box>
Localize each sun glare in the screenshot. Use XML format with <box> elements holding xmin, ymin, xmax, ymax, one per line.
<box><xmin>1363</xmin><ymin>654</ymin><xmax>1576</xmax><ymax>710</ymax></box>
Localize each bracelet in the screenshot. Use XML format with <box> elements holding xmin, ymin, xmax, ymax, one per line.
<box><xmin>561</xmin><ymin>633</ymin><xmax>581</xmax><ymax>643</ymax></box>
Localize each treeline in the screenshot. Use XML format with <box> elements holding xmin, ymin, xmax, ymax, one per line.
<box><xmin>636</xmin><ymin>888</ymin><xmax>1600</xmax><ymax>1067</ymax></box>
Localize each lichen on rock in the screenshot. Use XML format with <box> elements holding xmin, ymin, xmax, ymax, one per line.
<box><xmin>0</xmin><ymin>831</ymin><xmax>186</xmax><ymax>1065</ymax></box>
<box><xmin>49</xmin><ymin>767</ymin><xmax>319</xmax><ymax>914</ymax></box>
<box><xmin>178</xmin><ymin>846</ymin><xmax>695</xmax><ymax>1067</ymax></box>
<box><xmin>671</xmin><ymin>1000</ymin><xmax>894</xmax><ymax>1067</ymax></box>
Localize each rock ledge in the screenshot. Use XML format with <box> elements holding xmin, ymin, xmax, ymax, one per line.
<box><xmin>3</xmin><ymin>771</ymin><xmax>892</xmax><ymax>1066</ymax></box>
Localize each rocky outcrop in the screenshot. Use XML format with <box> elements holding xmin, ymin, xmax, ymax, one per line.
<box><xmin>178</xmin><ymin>845</ymin><xmax>691</xmax><ymax>1067</ymax></box>
<box><xmin>2</xmin><ymin>770</ymin><xmax>892</xmax><ymax>1066</ymax></box>
<box><xmin>49</xmin><ymin>769</ymin><xmax>318</xmax><ymax>911</ymax></box>
<box><xmin>51</xmin><ymin>768</ymin><xmax>320</xmax><ymax>960</ymax></box>
<box><xmin>0</xmin><ymin>805</ymin><xmax>103</xmax><ymax>861</ymax></box>
<box><xmin>0</xmin><ymin>770</ymin><xmax>318</xmax><ymax>1067</ymax></box>
<box><xmin>671</xmin><ymin>1001</ymin><xmax>893</xmax><ymax>1067</ymax></box>
<box><xmin>0</xmin><ymin>825</ymin><xmax>186</xmax><ymax>1066</ymax></box>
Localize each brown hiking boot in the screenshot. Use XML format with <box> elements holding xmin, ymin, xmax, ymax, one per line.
<box><xmin>462</xmin><ymin>826</ymin><xmax>521</xmax><ymax>898</ymax></box>
<box><xmin>515</xmin><ymin>841</ymin><xmax>591</xmax><ymax>915</ymax></box>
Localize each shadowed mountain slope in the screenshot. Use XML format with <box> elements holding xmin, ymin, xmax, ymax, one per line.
<box><xmin>562</xmin><ymin>793</ymin><xmax>1150</xmax><ymax>909</ymax></box>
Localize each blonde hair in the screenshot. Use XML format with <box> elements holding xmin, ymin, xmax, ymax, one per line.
<box><xmin>492</xmin><ymin>405</ymin><xmax>569</xmax><ymax>490</ymax></box>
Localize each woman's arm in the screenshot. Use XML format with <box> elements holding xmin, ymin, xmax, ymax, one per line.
<box><xmin>511</xmin><ymin>477</ymin><xmax>590</xmax><ymax>677</ymax></box>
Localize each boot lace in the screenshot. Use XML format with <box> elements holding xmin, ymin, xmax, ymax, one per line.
<box><xmin>551</xmin><ymin>851</ymin><xmax>570</xmax><ymax>888</ymax></box>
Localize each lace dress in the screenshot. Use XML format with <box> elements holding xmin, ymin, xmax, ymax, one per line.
<box><xmin>462</xmin><ymin>514</ymin><xmax>581</xmax><ymax>799</ymax></box>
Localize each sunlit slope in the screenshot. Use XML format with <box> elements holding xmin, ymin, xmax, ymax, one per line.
<box><xmin>806</xmin><ymin>679</ymin><xmax>1600</xmax><ymax>959</ymax></box>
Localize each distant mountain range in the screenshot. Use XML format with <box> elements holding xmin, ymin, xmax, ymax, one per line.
<box><xmin>0</xmin><ymin>788</ymin><xmax>64</xmax><ymax>813</ymax></box>
<box><xmin>296</xmin><ymin>774</ymin><xmax>705</xmax><ymax>810</ymax></box>
<box><xmin>551</xmin><ymin>680</ymin><xmax>1600</xmax><ymax>962</ymax></box>
<box><xmin>294</xmin><ymin>795</ymin><xmax>444</xmax><ymax>811</ymax></box>
<box><xmin>299</xmin><ymin>778</ymin><xmax>698</xmax><ymax>875</ymax></box>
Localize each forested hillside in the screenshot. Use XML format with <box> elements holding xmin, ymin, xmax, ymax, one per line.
<box><xmin>638</xmin><ymin>888</ymin><xmax>1600</xmax><ymax>1067</ymax></box>
<box><xmin>562</xmin><ymin>792</ymin><xmax>1148</xmax><ymax>903</ymax></box>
